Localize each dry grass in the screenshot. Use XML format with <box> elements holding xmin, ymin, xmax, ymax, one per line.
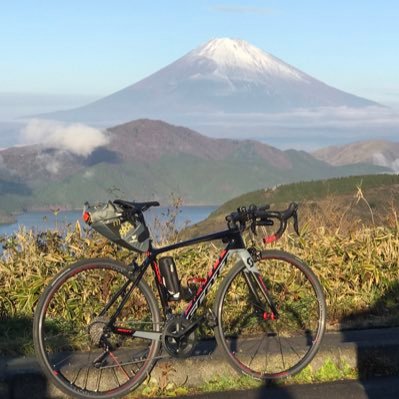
<box><xmin>273</xmin><ymin>190</ymin><xmax>399</xmax><ymax>329</ymax></box>
<box><xmin>0</xmin><ymin>193</ymin><xmax>398</xmax><ymax>355</ymax></box>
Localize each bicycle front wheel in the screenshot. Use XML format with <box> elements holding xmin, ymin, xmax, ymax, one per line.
<box><xmin>214</xmin><ymin>250</ymin><xmax>326</xmax><ymax>379</ymax></box>
<box><xmin>33</xmin><ymin>258</ymin><xmax>161</xmax><ymax>399</ymax></box>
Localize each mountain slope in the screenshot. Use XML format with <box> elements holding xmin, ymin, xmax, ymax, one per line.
<box><xmin>42</xmin><ymin>38</ymin><xmax>379</xmax><ymax>126</ymax></box>
<box><xmin>313</xmin><ymin>140</ymin><xmax>399</xmax><ymax>172</ymax></box>
<box><xmin>186</xmin><ymin>174</ymin><xmax>399</xmax><ymax>236</ymax></box>
<box><xmin>0</xmin><ymin>119</ymin><xmax>390</xmax><ymax>211</ymax></box>
<box><xmin>107</xmin><ymin>119</ymin><xmax>291</xmax><ymax>167</ymax></box>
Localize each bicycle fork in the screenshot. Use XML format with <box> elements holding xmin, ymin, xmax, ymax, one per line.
<box><xmin>236</xmin><ymin>249</ymin><xmax>280</xmax><ymax>320</ymax></box>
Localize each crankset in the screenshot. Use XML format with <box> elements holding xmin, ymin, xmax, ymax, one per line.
<box><xmin>162</xmin><ymin>316</ymin><xmax>197</xmax><ymax>358</ymax></box>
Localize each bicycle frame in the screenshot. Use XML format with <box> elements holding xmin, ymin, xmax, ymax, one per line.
<box><xmin>105</xmin><ymin>227</ymin><xmax>275</xmax><ymax>341</ymax></box>
<box><xmin>34</xmin><ymin>200</ymin><xmax>326</xmax><ymax>398</ymax></box>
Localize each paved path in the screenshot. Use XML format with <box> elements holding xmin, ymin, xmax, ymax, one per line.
<box><xmin>1</xmin><ymin>327</ymin><xmax>399</xmax><ymax>398</ymax></box>
<box><xmin>174</xmin><ymin>376</ymin><xmax>399</xmax><ymax>399</ymax></box>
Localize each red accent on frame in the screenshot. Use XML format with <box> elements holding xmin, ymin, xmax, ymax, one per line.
<box><xmin>216</xmin><ymin>250</ymin><xmax>227</xmax><ymax>268</ymax></box>
<box><xmin>262</xmin><ymin>312</ymin><xmax>276</xmax><ymax>320</ymax></box>
<box><xmin>115</xmin><ymin>327</ymin><xmax>133</xmax><ymax>334</ymax></box>
<box><xmin>152</xmin><ymin>261</ymin><xmax>162</xmax><ymax>285</ymax></box>
<box><xmin>187</xmin><ymin>277</ymin><xmax>206</xmax><ymax>285</ymax></box>
<box><xmin>263</xmin><ymin>234</ymin><xmax>277</xmax><ymax>244</ymax></box>
<box><xmin>82</xmin><ymin>211</ymin><xmax>91</xmax><ymax>224</ymax></box>
<box><xmin>184</xmin><ymin>302</ymin><xmax>194</xmax><ymax>316</ymax></box>
<box><xmin>257</xmin><ymin>274</ymin><xmax>269</xmax><ymax>293</ymax></box>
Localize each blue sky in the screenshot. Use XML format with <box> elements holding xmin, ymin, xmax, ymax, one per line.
<box><xmin>1</xmin><ymin>0</ymin><xmax>398</xmax><ymax>109</ymax></box>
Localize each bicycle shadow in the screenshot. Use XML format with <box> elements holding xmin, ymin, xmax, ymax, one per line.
<box><xmin>9</xmin><ymin>284</ymin><xmax>399</xmax><ymax>399</ymax></box>
<box><xmin>1</xmin><ymin>315</ymin><xmax>296</xmax><ymax>399</ymax></box>
<box><xmin>249</xmin><ymin>280</ymin><xmax>399</xmax><ymax>399</ymax></box>
<box><xmin>0</xmin><ymin>315</ymin><xmax>51</xmax><ymax>399</ymax></box>
<box><xmin>252</xmin><ymin>381</ymin><xmax>297</xmax><ymax>399</ymax></box>
<box><xmin>340</xmin><ymin>279</ymin><xmax>399</xmax><ymax>399</ymax></box>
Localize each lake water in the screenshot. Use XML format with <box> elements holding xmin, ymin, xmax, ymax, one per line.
<box><xmin>0</xmin><ymin>206</ymin><xmax>217</xmax><ymax>237</ymax></box>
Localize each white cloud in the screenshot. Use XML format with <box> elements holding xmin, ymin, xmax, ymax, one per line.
<box><xmin>35</xmin><ymin>153</ymin><xmax>61</xmax><ymax>174</ymax></box>
<box><xmin>83</xmin><ymin>169</ymin><xmax>95</xmax><ymax>179</ymax></box>
<box><xmin>372</xmin><ymin>153</ymin><xmax>399</xmax><ymax>173</ymax></box>
<box><xmin>373</xmin><ymin>152</ymin><xmax>389</xmax><ymax>168</ymax></box>
<box><xmin>195</xmin><ymin>106</ymin><xmax>399</xmax><ymax>129</ymax></box>
<box><xmin>21</xmin><ymin>119</ymin><xmax>110</xmax><ymax>157</ymax></box>
<box><xmin>190</xmin><ymin>105</ymin><xmax>399</xmax><ymax>144</ymax></box>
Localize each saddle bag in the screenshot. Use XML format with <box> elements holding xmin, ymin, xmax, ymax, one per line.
<box><xmin>83</xmin><ymin>201</ymin><xmax>150</xmax><ymax>252</ymax></box>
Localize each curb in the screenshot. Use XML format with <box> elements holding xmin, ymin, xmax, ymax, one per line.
<box><xmin>1</xmin><ymin>327</ymin><xmax>399</xmax><ymax>398</ymax></box>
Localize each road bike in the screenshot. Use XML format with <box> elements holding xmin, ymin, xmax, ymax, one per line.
<box><xmin>33</xmin><ymin>199</ymin><xmax>326</xmax><ymax>399</ymax></box>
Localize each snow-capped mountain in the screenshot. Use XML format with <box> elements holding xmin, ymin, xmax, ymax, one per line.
<box><xmin>185</xmin><ymin>38</ymin><xmax>307</xmax><ymax>82</ymax></box>
<box><xmin>42</xmin><ymin>38</ymin><xmax>379</xmax><ymax>128</ymax></box>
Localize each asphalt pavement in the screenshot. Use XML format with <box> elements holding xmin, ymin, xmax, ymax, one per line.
<box><xmin>1</xmin><ymin>327</ymin><xmax>399</xmax><ymax>398</ymax></box>
<box><xmin>174</xmin><ymin>376</ymin><xmax>399</xmax><ymax>399</ymax></box>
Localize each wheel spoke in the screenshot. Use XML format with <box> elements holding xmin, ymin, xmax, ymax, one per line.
<box><xmin>95</xmin><ymin>367</ymin><xmax>102</xmax><ymax>392</ymax></box>
<box><xmin>109</xmin><ymin>350</ymin><xmax>130</xmax><ymax>380</ymax></box>
<box><xmin>71</xmin><ymin>367</ymin><xmax>82</xmax><ymax>386</ymax></box>
<box><xmin>276</xmin><ymin>329</ymin><xmax>286</xmax><ymax>371</ymax></box>
<box><xmin>248</xmin><ymin>331</ymin><xmax>267</xmax><ymax>369</ymax></box>
<box><xmin>82</xmin><ymin>351</ymin><xmax>91</xmax><ymax>390</ymax></box>
<box><xmin>112</xmin><ymin>366</ymin><xmax>121</xmax><ymax>388</ymax></box>
<box><xmin>215</xmin><ymin>251</ymin><xmax>326</xmax><ymax>379</ymax></box>
<box><xmin>34</xmin><ymin>259</ymin><xmax>161</xmax><ymax>397</ymax></box>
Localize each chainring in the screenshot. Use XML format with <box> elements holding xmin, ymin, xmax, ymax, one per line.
<box><xmin>162</xmin><ymin>316</ymin><xmax>197</xmax><ymax>358</ymax></box>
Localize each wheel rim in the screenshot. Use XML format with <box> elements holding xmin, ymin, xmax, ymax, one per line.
<box><xmin>36</xmin><ymin>263</ymin><xmax>158</xmax><ymax>397</ymax></box>
<box><xmin>218</xmin><ymin>256</ymin><xmax>325</xmax><ymax>378</ymax></box>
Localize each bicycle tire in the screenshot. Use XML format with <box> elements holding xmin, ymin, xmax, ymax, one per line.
<box><xmin>33</xmin><ymin>258</ymin><xmax>161</xmax><ymax>399</ymax></box>
<box><xmin>214</xmin><ymin>250</ymin><xmax>326</xmax><ymax>379</ymax></box>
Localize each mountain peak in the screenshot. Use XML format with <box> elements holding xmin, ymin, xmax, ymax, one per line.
<box><xmin>188</xmin><ymin>37</ymin><xmax>306</xmax><ymax>81</ymax></box>
<box><xmin>41</xmin><ymin>37</ymin><xmax>380</xmax><ymax>128</ymax></box>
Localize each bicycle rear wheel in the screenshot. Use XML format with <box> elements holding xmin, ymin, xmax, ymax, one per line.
<box><xmin>214</xmin><ymin>250</ymin><xmax>326</xmax><ymax>379</ymax></box>
<box><xmin>33</xmin><ymin>258</ymin><xmax>161</xmax><ymax>399</ymax></box>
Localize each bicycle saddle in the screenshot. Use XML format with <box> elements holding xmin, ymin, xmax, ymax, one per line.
<box><xmin>114</xmin><ymin>199</ymin><xmax>160</xmax><ymax>212</ymax></box>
